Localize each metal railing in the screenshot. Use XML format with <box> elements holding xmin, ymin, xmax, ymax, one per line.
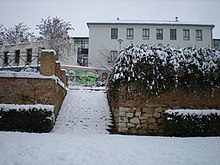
<box><xmin>0</xmin><ymin>51</ymin><xmax>40</xmax><ymax>72</ymax></box>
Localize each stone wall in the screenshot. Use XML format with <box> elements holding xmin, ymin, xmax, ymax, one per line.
<box><xmin>114</xmin><ymin>106</ymin><xmax>165</xmax><ymax>135</ymax></box>
<box><xmin>108</xmin><ymin>81</ymin><xmax>220</xmax><ymax>135</ymax></box>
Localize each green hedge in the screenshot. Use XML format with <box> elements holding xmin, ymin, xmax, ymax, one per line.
<box><xmin>164</xmin><ymin>109</ymin><xmax>220</xmax><ymax>137</ymax></box>
<box><xmin>0</xmin><ymin>104</ymin><xmax>55</xmax><ymax>133</ymax></box>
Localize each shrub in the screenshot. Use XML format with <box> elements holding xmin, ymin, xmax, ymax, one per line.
<box><xmin>0</xmin><ymin>104</ymin><xmax>55</xmax><ymax>133</ymax></box>
<box><xmin>164</xmin><ymin>109</ymin><xmax>220</xmax><ymax>137</ymax></box>
<box><xmin>109</xmin><ymin>44</ymin><xmax>220</xmax><ymax>97</ymax></box>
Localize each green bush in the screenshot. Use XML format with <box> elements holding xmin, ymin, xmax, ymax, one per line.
<box><xmin>109</xmin><ymin>44</ymin><xmax>220</xmax><ymax>97</ymax></box>
<box><xmin>164</xmin><ymin>109</ymin><xmax>220</xmax><ymax>137</ymax></box>
<box><xmin>0</xmin><ymin>104</ymin><xmax>55</xmax><ymax>133</ymax></box>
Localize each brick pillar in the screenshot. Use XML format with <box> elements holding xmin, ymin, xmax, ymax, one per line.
<box><xmin>55</xmin><ymin>61</ymin><xmax>61</xmax><ymax>80</ymax></box>
<box><xmin>61</xmin><ymin>69</ymin><xmax>68</xmax><ymax>87</ymax></box>
<box><xmin>40</xmin><ymin>50</ymin><xmax>56</xmax><ymax>76</ymax></box>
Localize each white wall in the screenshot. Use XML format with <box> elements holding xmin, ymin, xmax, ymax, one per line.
<box><xmin>88</xmin><ymin>23</ymin><xmax>213</xmax><ymax>68</ymax></box>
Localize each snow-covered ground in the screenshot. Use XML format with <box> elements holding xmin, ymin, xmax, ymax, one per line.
<box><xmin>1</xmin><ymin>88</ymin><xmax>220</xmax><ymax>165</ymax></box>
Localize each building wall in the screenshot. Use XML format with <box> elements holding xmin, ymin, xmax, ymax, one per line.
<box><xmin>88</xmin><ymin>22</ymin><xmax>214</xmax><ymax>68</ymax></box>
<box><xmin>0</xmin><ymin>38</ymin><xmax>77</xmax><ymax>67</ymax></box>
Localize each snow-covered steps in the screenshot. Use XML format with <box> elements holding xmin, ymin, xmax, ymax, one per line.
<box><xmin>53</xmin><ymin>89</ymin><xmax>113</xmax><ymax>135</ymax></box>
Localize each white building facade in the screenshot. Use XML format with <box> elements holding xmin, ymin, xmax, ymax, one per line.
<box><xmin>87</xmin><ymin>19</ymin><xmax>215</xmax><ymax>68</ymax></box>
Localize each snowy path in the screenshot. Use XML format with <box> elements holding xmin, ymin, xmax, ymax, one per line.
<box><xmin>1</xmin><ymin>88</ymin><xmax>220</xmax><ymax>165</ymax></box>
<box><xmin>53</xmin><ymin>89</ymin><xmax>112</xmax><ymax>135</ymax></box>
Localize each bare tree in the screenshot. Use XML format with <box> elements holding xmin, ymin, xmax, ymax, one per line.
<box><xmin>36</xmin><ymin>16</ymin><xmax>74</xmax><ymax>60</ymax></box>
<box><xmin>0</xmin><ymin>23</ymin><xmax>32</xmax><ymax>45</ymax></box>
<box><xmin>0</xmin><ymin>24</ymin><xmax>4</xmax><ymax>45</ymax></box>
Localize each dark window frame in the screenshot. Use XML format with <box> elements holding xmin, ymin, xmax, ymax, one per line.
<box><xmin>170</xmin><ymin>29</ymin><xmax>177</xmax><ymax>40</ymax></box>
<box><xmin>3</xmin><ymin>51</ymin><xmax>9</xmax><ymax>65</ymax></box>
<box><xmin>126</xmin><ymin>28</ymin><xmax>134</xmax><ymax>39</ymax></box>
<box><xmin>142</xmin><ymin>28</ymin><xmax>150</xmax><ymax>40</ymax></box>
<box><xmin>156</xmin><ymin>29</ymin><xmax>163</xmax><ymax>40</ymax></box>
<box><xmin>109</xmin><ymin>50</ymin><xmax>118</xmax><ymax>63</ymax></box>
<box><xmin>26</xmin><ymin>48</ymin><xmax>32</xmax><ymax>64</ymax></box>
<box><xmin>111</xmin><ymin>28</ymin><xmax>118</xmax><ymax>39</ymax></box>
<box><xmin>183</xmin><ymin>29</ymin><xmax>190</xmax><ymax>40</ymax></box>
<box><xmin>15</xmin><ymin>50</ymin><xmax>20</xmax><ymax>64</ymax></box>
<box><xmin>196</xmin><ymin>30</ymin><xmax>202</xmax><ymax>41</ymax></box>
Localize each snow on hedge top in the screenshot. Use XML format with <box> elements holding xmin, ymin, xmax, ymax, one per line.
<box><xmin>0</xmin><ymin>104</ymin><xmax>54</xmax><ymax>112</ymax></box>
<box><xmin>165</xmin><ymin>109</ymin><xmax>220</xmax><ymax>116</ymax></box>
<box><xmin>111</xmin><ymin>44</ymin><xmax>220</xmax><ymax>82</ymax></box>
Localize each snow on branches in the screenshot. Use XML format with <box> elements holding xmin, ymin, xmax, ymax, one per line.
<box><xmin>109</xmin><ymin>44</ymin><xmax>220</xmax><ymax>96</ymax></box>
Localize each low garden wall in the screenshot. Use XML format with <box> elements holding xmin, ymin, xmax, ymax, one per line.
<box><xmin>107</xmin><ymin>44</ymin><xmax>220</xmax><ymax>136</ymax></box>
<box><xmin>0</xmin><ymin>50</ymin><xmax>67</xmax><ymax>132</ymax></box>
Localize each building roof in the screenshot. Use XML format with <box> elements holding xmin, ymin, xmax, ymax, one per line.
<box><xmin>87</xmin><ymin>19</ymin><xmax>215</xmax><ymax>28</ymax></box>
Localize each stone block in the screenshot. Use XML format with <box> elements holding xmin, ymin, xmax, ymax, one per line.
<box><xmin>126</xmin><ymin>112</ymin><xmax>134</xmax><ymax>118</ymax></box>
<box><xmin>149</xmin><ymin>124</ymin><xmax>159</xmax><ymax>130</ymax></box>
<box><xmin>127</xmin><ymin>123</ymin><xmax>135</xmax><ymax>128</ymax></box>
<box><xmin>119</xmin><ymin>111</ymin><xmax>125</xmax><ymax>117</ymax></box>
<box><xmin>140</xmin><ymin>120</ymin><xmax>148</xmax><ymax>124</ymax></box>
<box><xmin>142</xmin><ymin>108</ymin><xmax>154</xmax><ymax>114</ymax></box>
<box><xmin>153</xmin><ymin>112</ymin><xmax>161</xmax><ymax>118</ymax></box>
<box><xmin>136</xmin><ymin>124</ymin><xmax>142</xmax><ymax>129</ymax></box>
<box><xmin>139</xmin><ymin>116</ymin><xmax>148</xmax><ymax>120</ymax></box>
<box><xmin>148</xmin><ymin>118</ymin><xmax>156</xmax><ymax>123</ymax></box>
<box><xmin>130</xmin><ymin>128</ymin><xmax>137</xmax><ymax>134</ymax></box>
<box><xmin>119</xmin><ymin>127</ymin><xmax>128</xmax><ymax>133</ymax></box>
<box><xmin>119</xmin><ymin>122</ymin><xmax>126</xmax><ymax>127</ymax></box>
<box><xmin>141</xmin><ymin>123</ymin><xmax>149</xmax><ymax>129</ymax></box>
<box><xmin>130</xmin><ymin>117</ymin><xmax>140</xmax><ymax>124</ymax></box>
<box><xmin>119</xmin><ymin>116</ymin><xmax>128</xmax><ymax>123</ymax></box>
<box><xmin>135</xmin><ymin>111</ymin><xmax>141</xmax><ymax>117</ymax></box>
<box><xmin>137</xmin><ymin>129</ymin><xmax>147</xmax><ymax>134</ymax></box>
<box><xmin>155</xmin><ymin>107</ymin><xmax>164</xmax><ymax>113</ymax></box>
<box><xmin>119</xmin><ymin>107</ymin><xmax>130</xmax><ymax>112</ymax></box>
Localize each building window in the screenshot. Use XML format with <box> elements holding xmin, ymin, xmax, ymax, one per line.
<box><xmin>26</xmin><ymin>49</ymin><xmax>32</xmax><ymax>64</ymax></box>
<box><xmin>143</xmin><ymin>28</ymin><xmax>149</xmax><ymax>40</ymax></box>
<box><xmin>170</xmin><ymin>29</ymin><xmax>177</xmax><ymax>40</ymax></box>
<box><xmin>109</xmin><ymin>50</ymin><xmax>118</xmax><ymax>63</ymax></box>
<box><xmin>196</xmin><ymin>30</ymin><xmax>202</xmax><ymax>41</ymax></box>
<box><xmin>15</xmin><ymin>50</ymin><xmax>20</xmax><ymax>64</ymax></box>
<box><xmin>111</xmin><ymin>28</ymin><xmax>118</xmax><ymax>39</ymax></box>
<box><xmin>74</xmin><ymin>37</ymin><xmax>89</xmax><ymax>66</ymax></box>
<box><xmin>126</xmin><ymin>28</ymin><xmax>134</xmax><ymax>39</ymax></box>
<box><xmin>156</xmin><ymin>29</ymin><xmax>163</xmax><ymax>40</ymax></box>
<box><xmin>3</xmin><ymin>51</ymin><xmax>9</xmax><ymax>65</ymax></box>
<box><xmin>183</xmin><ymin>29</ymin><xmax>190</xmax><ymax>40</ymax></box>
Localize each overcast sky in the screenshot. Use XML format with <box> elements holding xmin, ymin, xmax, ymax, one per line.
<box><xmin>0</xmin><ymin>0</ymin><xmax>220</xmax><ymax>38</ymax></box>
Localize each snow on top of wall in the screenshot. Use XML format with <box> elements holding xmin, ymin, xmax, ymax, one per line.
<box><xmin>0</xmin><ymin>71</ymin><xmax>50</xmax><ymax>79</ymax></box>
<box><xmin>165</xmin><ymin>109</ymin><xmax>220</xmax><ymax>116</ymax></box>
<box><xmin>0</xmin><ymin>71</ymin><xmax>67</xmax><ymax>90</ymax></box>
<box><xmin>0</xmin><ymin>104</ymin><xmax>54</xmax><ymax>112</ymax></box>
<box><xmin>41</xmin><ymin>49</ymin><xmax>56</xmax><ymax>55</ymax></box>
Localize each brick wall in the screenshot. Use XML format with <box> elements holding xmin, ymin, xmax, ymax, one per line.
<box><xmin>108</xmin><ymin>81</ymin><xmax>220</xmax><ymax>135</ymax></box>
<box><xmin>0</xmin><ymin>50</ymin><xmax>67</xmax><ymax>117</ymax></box>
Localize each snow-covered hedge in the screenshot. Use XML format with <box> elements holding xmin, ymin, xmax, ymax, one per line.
<box><xmin>0</xmin><ymin>104</ymin><xmax>55</xmax><ymax>133</ymax></box>
<box><xmin>164</xmin><ymin>109</ymin><xmax>220</xmax><ymax>137</ymax></box>
<box><xmin>109</xmin><ymin>44</ymin><xmax>220</xmax><ymax>96</ymax></box>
